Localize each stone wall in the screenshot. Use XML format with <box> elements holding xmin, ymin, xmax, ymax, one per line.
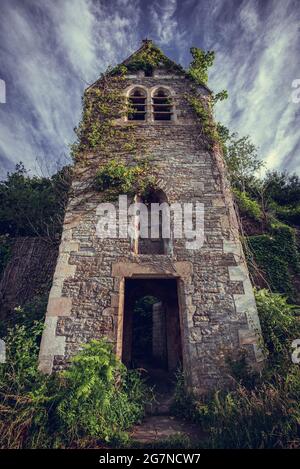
<box><xmin>39</xmin><ymin>67</ymin><xmax>263</xmax><ymax>393</ymax></box>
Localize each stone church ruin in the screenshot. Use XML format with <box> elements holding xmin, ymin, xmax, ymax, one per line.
<box><xmin>38</xmin><ymin>40</ymin><xmax>263</xmax><ymax>394</ymax></box>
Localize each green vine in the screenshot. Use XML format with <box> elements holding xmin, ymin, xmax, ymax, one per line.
<box><xmin>122</xmin><ymin>41</ymin><xmax>183</xmax><ymax>76</ymax></box>
<box><xmin>247</xmin><ymin>223</ymin><xmax>300</xmax><ymax>300</ymax></box>
<box><xmin>186</xmin><ymin>47</ymin><xmax>228</xmax><ymax>150</ymax></box>
<box><xmin>188</xmin><ymin>47</ymin><xmax>215</xmax><ymax>85</ymax></box>
<box><xmin>95</xmin><ymin>158</ymin><xmax>157</xmax><ymax>200</ymax></box>
<box><xmin>70</xmin><ymin>67</ymin><xmax>145</xmax><ymax>164</ymax></box>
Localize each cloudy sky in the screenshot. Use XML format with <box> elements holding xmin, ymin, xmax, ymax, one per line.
<box><xmin>0</xmin><ymin>0</ymin><xmax>299</xmax><ymax>178</ymax></box>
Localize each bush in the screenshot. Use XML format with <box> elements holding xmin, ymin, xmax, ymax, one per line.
<box><xmin>270</xmin><ymin>201</ymin><xmax>300</xmax><ymax>226</ymax></box>
<box><xmin>0</xmin><ymin>319</ymin><xmax>149</xmax><ymax>448</ymax></box>
<box><xmin>233</xmin><ymin>189</ymin><xmax>262</xmax><ymax>221</ymax></box>
<box><xmin>255</xmin><ymin>289</ymin><xmax>300</xmax><ymax>371</ymax></box>
<box><xmin>196</xmin><ymin>373</ymin><xmax>300</xmax><ymax>448</ymax></box>
<box><xmin>57</xmin><ymin>340</ymin><xmax>148</xmax><ymax>443</ymax></box>
<box><xmin>0</xmin><ymin>163</ymin><xmax>70</xmax><ymax>238</ymax></box>
<box><xmin>172</xmin><ymin>289</ymin><xmax>300</xmax><ymax>448</ymax></box>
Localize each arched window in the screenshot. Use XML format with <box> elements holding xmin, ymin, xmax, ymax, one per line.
<box><xmin>137</xmin><ymin>189</ymin><xmax>171</xmax><ymax>255</ymax></box>
<box><xmin>152</xmin><ymin>88</ymin><xmax>173</xmax><ymax>121</ymax></box>
<box><xmin>128</xmin><ymin>88</ymin><xmax>146</xmax><ymax>121</ymax></box>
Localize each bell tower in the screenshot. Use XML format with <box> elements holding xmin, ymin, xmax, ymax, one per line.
<box><xmin>39</xmin><ymin>40</ymin><xmax>263</xmax><ymax>393</ymax></box>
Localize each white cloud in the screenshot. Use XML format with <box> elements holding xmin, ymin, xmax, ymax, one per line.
<box><xmin>0</xmin><ymin>0</ymin><xmax>299</xmax><ymax>177</ymax></box>
<box><xmin>0</xmin><ymin>0</ymin><xmax>141</xmax><ymax>177</ymax></box>
<box><xmin>210</xmin><ymin>0</ymin><xmax>300</xmax><ymax>174</ymax></box>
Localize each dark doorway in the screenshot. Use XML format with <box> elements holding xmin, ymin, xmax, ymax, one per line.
<box><xmin>122</xmin><ymin>278</ymin><xmax>182</xmax><ymax>382</ymax></box>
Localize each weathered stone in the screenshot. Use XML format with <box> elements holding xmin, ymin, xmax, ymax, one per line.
<box><xmin>38</xmin><ymin>41</ymin><xmax>263</xmax><ymax>393</ymax></box>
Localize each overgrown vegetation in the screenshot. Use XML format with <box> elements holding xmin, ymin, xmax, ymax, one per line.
<box><xmin>122</xmin><ymin>40</ymin><xmax>183</xmax><ymax>76</ymax></box>
<box><xmin>0</xmin><ymin>298</ymin><xmax>149</xmax><ymax>448</ymax></box>
<box><xmin>173</xmin><ymin>290</ymin><xmax>300</xmax><ymax>448</ymax></box>
<box><xmin>187</xmin><ymin>47</ymin><xmax>228</xmax><ymax>149</ymax></box>
<box><xmin>95</xmin><ymin>158</ymin><xmax>157</xmax><ymax>199</ymax></box>
<box><xmin>0</xmin><ymin>163</ymin><xmax>71</xmax><ymax>238</ymax></box>
<box><xmin>247</xmin><ymin>224</ymin><xmax>300</xmax><ymax>300</ymax></box>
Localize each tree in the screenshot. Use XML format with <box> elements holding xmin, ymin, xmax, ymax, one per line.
<box><xmin>0</xmin><ymin>163</ymin><xmax>71</xmax><ymax>238</ymax></box>
<box><xmin>263</xmin><ymin>171</ymin><xmax>300</xmax><ymax>206</ymax></box>
<box><xmin>224</xmin><ymin>133</ymin><xmax>264</xmax><ymax>192</ymax></box>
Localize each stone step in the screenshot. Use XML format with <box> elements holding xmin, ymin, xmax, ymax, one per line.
<box><xmin>146</xmin><ymin>392</ymin><xmax>175</xmax><ymax>415</ymax></box>
<box><xmin>130</xmin><ymin>415</ymin><xmax>202</xmax><ymax>445</ymax></box>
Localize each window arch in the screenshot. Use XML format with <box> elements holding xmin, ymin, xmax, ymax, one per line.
<box><xmin>136</xmin><ymin>188</ymin><xmax>171</xmax><ymax>255</ymax></box>
<box><xmin>152</xmin><ymin>88</ymin><xmax>173</xmax><ymax>121</ymax></box>
<box><xmin>128</xmin><ymin>88</ymin><xmax>147</xmax><ymax>121</ymax></box>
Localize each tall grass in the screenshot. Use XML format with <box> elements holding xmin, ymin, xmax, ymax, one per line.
<box><xmin>172</xmin><ymin>290</ymin><xmax>300</xmax><ymax>448</ymax></box>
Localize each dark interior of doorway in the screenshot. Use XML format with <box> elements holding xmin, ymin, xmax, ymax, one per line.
<box><xmin>122</xmin><ymin>278</ymin><xmax>182</xmax><ymax>401</ymax></box>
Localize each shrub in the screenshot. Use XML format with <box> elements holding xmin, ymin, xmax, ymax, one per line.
<box><xmin>255</xmin><ymin>289</ymin><xmax>300</xmax><ymax>371</ymax></box>
<box><xmin>57</xmin><ymin>340</ymin><xmax>148</xmax><ymax>443</ymax></box>
<box><xmin>0</xmin><ymin>163</ymin><xmax>70</xmax><ymax>238</ymax></box>
<box><xmin>172</xmin><ymin>290</ymin><xmax>300</xmax><ymax>448</ymax></box>
<box><xmin>196</xmin><ymin>374</ymin><xmax>300</xmax><ymax>448</ymax></box>
<box><xmin>270</xmin><ymin>201</ymin><xmax>300</xmax><ymax>226</ymax></box>
<box><xmin>0</xmin><ymin>319</ymin><xmax>149</xmax><ymax>448</ymax></box>
<box><xmin>233</xmin><ymin>189</ymin><xmax>262</xmax><ymax>221</ymax></box>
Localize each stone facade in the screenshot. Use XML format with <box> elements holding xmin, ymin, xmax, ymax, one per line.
<box><xmin>39</xmin><ymin>42</ymin><xmax>263</xmax><ymax>393</ymax></box>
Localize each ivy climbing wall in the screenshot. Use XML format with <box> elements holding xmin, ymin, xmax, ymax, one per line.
<box><xmin>39</xmin><ymin>41</ymin><xmax>263</xmax><ymax>393</ymax></box>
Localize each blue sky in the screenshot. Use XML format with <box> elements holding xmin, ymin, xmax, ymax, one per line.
<box><xmin>0</xmin><ymin>0</ymin><xmax>299</xmax><ymax>178</ymax></box>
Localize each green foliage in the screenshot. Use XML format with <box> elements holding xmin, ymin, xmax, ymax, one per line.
<box><xmin>212</xmin><ymin>89</ymin><xmax>229</xmax><ymax>105</ymax></box>
<box><xmin>195</xmin><ymin>375</ymin><xmax>300</xmax><ymax>448</ymax></box>
<box><xmin>224</xmin><ymin>134</ymin><xmax>264</xmax><ymax>191</ymax></box>
<box><xmin>186</xmin><ymin>48</ymin><xmax>228</xmax><ymax>149</ymax></box>
<box><xmin>233</xmin><ymin>189</ymin><xmax>262</xmax><ymax>221</ymax></box>
<box><xmin>95</xmin><ymin>158</ymin><xmax>156</xmax><ymax>198</ymax></box>
<box><xmin>247</xmin><ymin>224</ymin><xmax>300</xmax><ymax>299</ymax></box>
<box><xmin>171</xmin><ymin>369</ymin><xmax>198</xmax><ymax>422</ymax></box>
<box><xmin>264</xmin><ymin>170</ymin><xmax>300</xmax><ymax>206</ymax></box>
<box><xmin>124</xmin><ymin>41</ymin><xmax>182</xmax><ymax>76</ymax></box>
<box><xmin>0</xmin><ymin>294</ymin><xmax>48</xmax><ymax>338</ymax></box>
<box><xmin>71</xmin><ymin>71</ymin><xmax>128</xmax><ymax>161</ymax></box>
<box><xmin>255</xmin><ymin>289</ymin><xmax>300</xmax><ymax>370</ymax></box>
<box><xmin>270</xmin><ymin>201</ymin><xmax>300</xmax><ymax>226</ymax></box>
<box><xmin>0</xmin><ymin>317</ymin><xmax>149</xmax><ymax>448</ymax></box>
<box><xmin>71</xmin><ymin>69</ymin><xmax>148</xmax><ymax>167</ymax></box>
<box><xmin>57</xmin><ymin>340</ymin><xmax>147</xmax><ymax>443</ymax></box>
<box><xmin>0</xmin><ymin>163</ymin><xmax>71</xmax><ymax>237</ymax></box>
<box><xmin>172</xmin><ymin>290</ymin><xmax>300</xmax><ymax>449</ymax></box>
<box><xmin>187</xmin><ymin>95</ymin><xmax>220</xmax><ymax>149</ymax></box>
<box><xmin>188</xmin><ymin>47</ymin><xmax>215</xmax><ymax>85</ymax></box>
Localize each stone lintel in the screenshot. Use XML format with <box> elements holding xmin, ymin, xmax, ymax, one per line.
<box><xmin>111</xmin><ymin>261</ymin><xmax>192</xmax><ymax>279</ymax></box>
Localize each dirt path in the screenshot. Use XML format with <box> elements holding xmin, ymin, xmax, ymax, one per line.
<box><xmin>130</xmin><ymin>415</ymin><xmax>203</xmax><ymax>446</ymax></box>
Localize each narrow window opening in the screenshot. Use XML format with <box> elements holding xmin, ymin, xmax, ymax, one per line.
<box><xmin>145</xmin><ymin>67</ymin><xmax>153</xmax><ymax>77</ymax></box>
<box><xmin>152</xmin><ymin>89</ymin><xmax>173</xmax><ymax>121</ymax></box>
<box><xmin>128</xmin><ymin>89</ymin><xmax>146</xmax><ymax>121</ymax></box>
<box><xmin>137</xmin><ymin>189</ymin><xmax>170</xmax><ymax>255</ymax></box>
